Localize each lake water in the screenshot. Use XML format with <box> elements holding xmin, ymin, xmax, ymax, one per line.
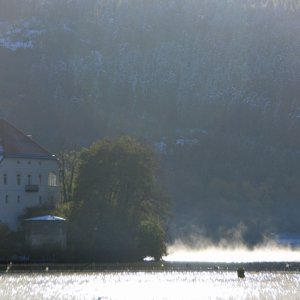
<box><xmin>1</xmin><ymin>269</ymin><xmax>300</xmax><ymax>300</ymax></box>
<box><xmin>2</xmin><ymin>244</ymin><xmax>300</xmax><ymax>299</ymax></box>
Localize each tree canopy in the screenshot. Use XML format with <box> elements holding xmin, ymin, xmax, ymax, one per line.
<box><xmin>70</xmin><ymin>137</ymin><xmax>168</xmax><ymax>262</ymax></box>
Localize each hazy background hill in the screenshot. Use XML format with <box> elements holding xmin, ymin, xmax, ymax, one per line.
<box><xmin>0</xmin><ymin>0</ymin><xmax>300</xmax><ymax>243</ymax></box>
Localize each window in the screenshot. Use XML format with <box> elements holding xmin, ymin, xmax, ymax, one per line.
<box><xmin>17</xmin><ymin>174</ymin><xmax>21</xmax><ymax>185</ymax></box>
<box><xmin>5</xmin><ymin>195</ymin><xmax>8</xmax><ymax>204</ymax></box>
<box><xmin>17</xmin><ymin>195</ymin><xmax>20</xmax><ymax>204</ymax></box>
<box><xmin>27</xmin><ymin>175</ymin><xmax>31</xmax><ymax>185</ymax></box>
<box><xmin>48</xmin><ymin>172</ymin><xmax>57</xmax><ymax>186</ymax></box>
<box><xmin>39</xmin><ymin>196</ymin><xmax>42</xmax><ymax>204</ymax></box>
<box><xmin>38</xmin><ymin>174</ymin><xmax>42</xmax><ymax>185</ymax></box>
<box><xmin>3</xmin><ymin>174</ymin><xmax>7</xmax><ymax>185</ymax></box>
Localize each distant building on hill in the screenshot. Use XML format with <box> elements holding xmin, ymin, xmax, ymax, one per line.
<box><xmin>0</xmin><ymin>120</ymin><xmax>60</xmax><ymax>230</ymax></box>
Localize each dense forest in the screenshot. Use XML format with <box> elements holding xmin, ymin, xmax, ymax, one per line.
<box><xmin>0</xmin><ymin>0</ymin><xmax>300</xmax><ymax>244</ymax></box>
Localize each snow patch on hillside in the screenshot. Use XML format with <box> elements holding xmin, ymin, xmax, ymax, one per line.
<box><xmin>0</xmin><ymin>38</ymin><xmax>33</xmax><ymax>51</ymax></box>
<box><xmin>0</xmin><ymin>19</ymin><xmax>44</xmax><ymax>51</ymax></box>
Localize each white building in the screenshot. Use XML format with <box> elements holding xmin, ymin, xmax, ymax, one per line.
<box><xmin>0</xmin><ymin>120</ymin><xmax>60</xmax><ymax>230</ymax></box>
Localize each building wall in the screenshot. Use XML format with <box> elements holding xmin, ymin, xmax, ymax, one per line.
<box><xmin>0</xmin><ymin>157</ymin><xmax>60</xmax><ymax>230</ymax></box>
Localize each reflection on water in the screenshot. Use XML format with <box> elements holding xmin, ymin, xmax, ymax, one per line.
<box><xmin>1</xmin><ymin>271</ymin><xmax>300</xmax><ymax>300</ymax></box>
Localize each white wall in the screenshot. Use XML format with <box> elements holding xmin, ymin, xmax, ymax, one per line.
<box><xmin>0</xmin><ymin>157</ymin><xmax>60</xmax><ymax>230</ymax></box>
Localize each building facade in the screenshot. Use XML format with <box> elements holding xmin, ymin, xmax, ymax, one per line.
<box><xmin>0</xmin><ymin>120</ymin><xmax>60</xmax><ymax>230</ymax></box>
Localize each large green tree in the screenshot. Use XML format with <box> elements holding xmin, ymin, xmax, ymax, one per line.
<box><xmin>70</xmin><ymin>137</ymin><xmax>168</xmax><ymax>262</ymax></box>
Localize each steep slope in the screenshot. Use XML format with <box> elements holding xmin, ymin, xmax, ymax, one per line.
<box><xmin>0</xmin><ymin>0</ymin><xmax>300</xmax><ymax>242</ymax></box>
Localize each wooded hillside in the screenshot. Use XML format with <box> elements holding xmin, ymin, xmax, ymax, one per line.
<box><xmin>0</xmin><ymin>0</ymin><xmax>299</xmax><ymax>243</ymax></box>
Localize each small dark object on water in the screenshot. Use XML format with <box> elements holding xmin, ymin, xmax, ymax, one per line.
<box><xmin>237</xmin><ymin>268</ymin><xmax>245</xmax><ymax>278</ymax></box>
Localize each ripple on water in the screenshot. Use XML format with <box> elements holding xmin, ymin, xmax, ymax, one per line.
<box><xmin>1</xmin><ymin>271</ymin><xmax>300</xmax><ymax>300</ymax></box>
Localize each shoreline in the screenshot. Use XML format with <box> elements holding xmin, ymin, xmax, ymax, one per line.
<box><xmin>1</xmin><ymin>261</ymin><xmax>299</xmax><ymax>273</ymax></box>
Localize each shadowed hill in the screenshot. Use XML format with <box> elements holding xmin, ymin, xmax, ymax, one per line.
<box><xmin>0</xmin><ymin>0</ymin><xmax>299</xmax><ymax>243</ymax></box>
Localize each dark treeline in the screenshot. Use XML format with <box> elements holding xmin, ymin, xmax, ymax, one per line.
<box><xmin>0</xmin><ymin>0</ymin><xmax>300</xmax><ymax>244</ymax></box>
<box><xmin>163</xmin><ymin>128</ymin><xmax>300</xmax><ymax>244</ymax></box>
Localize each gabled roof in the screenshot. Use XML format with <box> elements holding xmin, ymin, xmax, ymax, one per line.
<box><xmin>25</xmin><ymin>215</ymin><xmax>66</xmax><ymax>221</ymax></box>
<box><xmin>0</xmin><ymin>119</ymin><xmax>55</xmax><ymax>160</ymax></box>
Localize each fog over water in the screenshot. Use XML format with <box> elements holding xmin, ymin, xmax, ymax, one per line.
<box><xmin>165</xmin><ymin>239</ymin><xmax>300</xmax><ymax>263</ymax></box>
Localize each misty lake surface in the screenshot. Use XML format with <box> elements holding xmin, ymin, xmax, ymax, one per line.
<box><xmin>1</xmin><ymin>269</ymin><xmax>300</xmax><ymax>300</ymax></box>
